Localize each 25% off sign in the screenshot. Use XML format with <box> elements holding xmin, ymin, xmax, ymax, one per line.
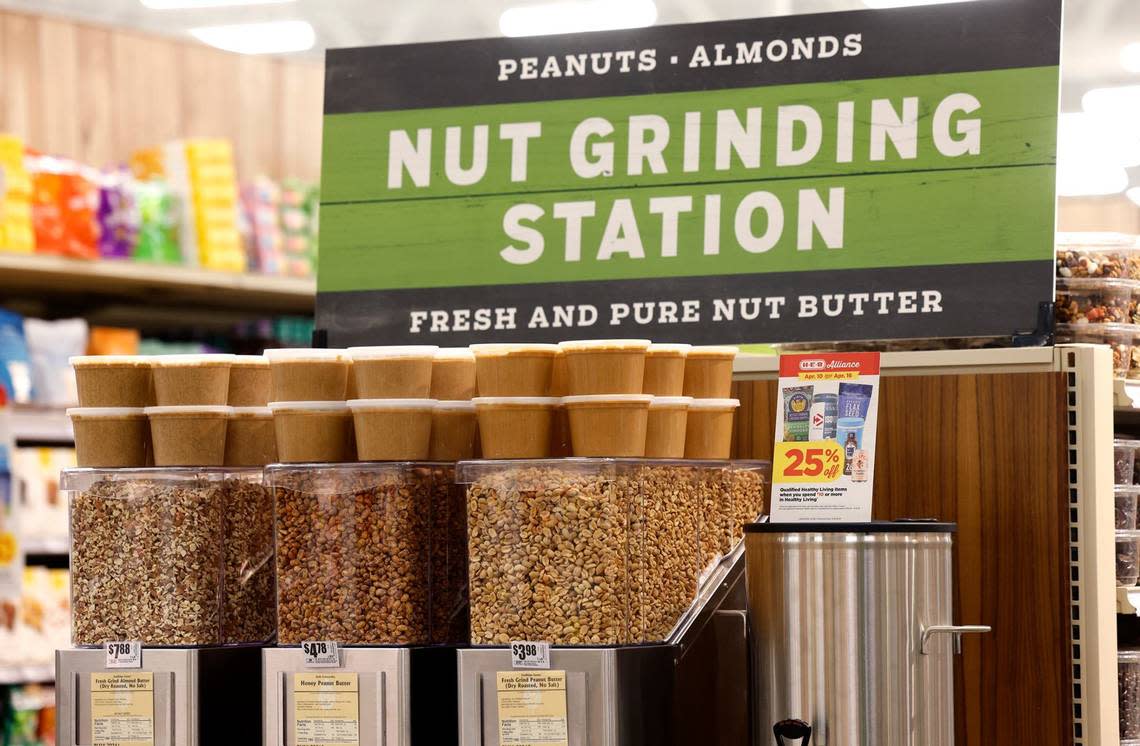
<box><xmin>773</xmin><ymin>441</ymin><xmax>845</xmax><ymax>483</ymax></box>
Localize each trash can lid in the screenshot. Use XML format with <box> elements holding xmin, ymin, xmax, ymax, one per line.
<box><xmin>744</xmin><ymin>520</ymin><xmax>956</xmax><ymax>534</ymax></box>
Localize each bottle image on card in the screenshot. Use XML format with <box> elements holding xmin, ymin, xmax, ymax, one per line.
<box><xmin>808</xmin><ymin>393</ymin><xmax>837</xmax><ymax>441</ymax></box>
<box><xmin>843</xmin><ymin>432</ymin><xmax>858</xmax><ymax>476</ymax></box>
<box><xmin>851</xmin><ymin>449</ymin><xmax>869</xmax><ymax>482</ymax></box>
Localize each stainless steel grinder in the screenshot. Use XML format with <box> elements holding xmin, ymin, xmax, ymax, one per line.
<box><xmin>744</xmin><ymin>522</ymin><xmax>989</xmax><ymax>746</ymax></box>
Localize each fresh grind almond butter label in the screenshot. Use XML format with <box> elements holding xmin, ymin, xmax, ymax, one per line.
<box><xmin>293</xmin><ymin>673</ymin><xmax>360</xmax><ymax>746</ymax></box>
<box><xmin>496</xmin><ymin>670</ymin><xmax>569</xmax><ymax>746</ymax></box>
<box><xmin>90</xmin><ymin>672</ymin><xmax>154</xmax><ymax>746</ymax></box>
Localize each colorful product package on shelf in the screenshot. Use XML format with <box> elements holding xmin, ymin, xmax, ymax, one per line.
<box><xmin>241</xmin><ymin>177</ymin><xmax>284</xmax><ymax>274</ymax></box>
<box><xmin>0</xmin><ymin>135</ymin><xmax>34</xmax><ymax>255</ymax></box>
<box><xmin>11</xmin><ymin>446</ymin><xmax>74</xmax><ymax>549</ymax></box>
<box><xmin>133</xmin><ymin>179</ymin><xmax>181</xmax><ymax>264</ymax></box>
<box><xmin>24</xmin><ymin>317</ymin><xmax>87</xmax><ymax>407</ymax></box>
<box><xmin>0</xmin><ymin>311</ymin><xmax>32</xmax><ymax>404</ymax></box>
<box><xmin>27</xmin><ymin>153</ymin><xmax>99</xmax><ymax>259</ymax></box>
<box><xmin>86</xmin><ymin>327</ymin><xmax>140</xmax><ymax>356</ymax></box>
<box><xmin>279</xmin><ymin>179</ymin><xmax>318</xmax><ymax>278</ymax></box>
<box><xmin>96</xmin><ymin>168</ymin><xmax>139</xmax><ymax>259</ymax></box>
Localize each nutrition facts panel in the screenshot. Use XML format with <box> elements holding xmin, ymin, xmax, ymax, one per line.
<box><xmin>293</xmin><ymin>672</ymin><xmax>360</xmax><ymax>746</ymax></box>
<box><xmin>90</xmin><ymin>672</ymin><xmax>155</xmax><ymax>746</ymax></box>
<box><xmin>496</xmin><ymin>670</ymin><xmax>569</xmax><ymax>746</ymax></box>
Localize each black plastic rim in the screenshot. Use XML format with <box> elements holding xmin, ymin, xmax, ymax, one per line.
<box><xmin>744</xmin><ymin>520</ymin><xmax>956</xmax><ymax>534</ymax></box>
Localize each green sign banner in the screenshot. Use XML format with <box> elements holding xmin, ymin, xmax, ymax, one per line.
<box><xmin>317</xmin><ymin>1</ymin><xmax>1061</xmax><ymax>345</ymax></box>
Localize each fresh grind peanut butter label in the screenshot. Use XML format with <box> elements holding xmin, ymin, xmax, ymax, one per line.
<box><xmin>90</xmin><ymin>672</ymin><xmax>154</xmax><ymax>746</ymax></box>
<box><xmin>293</xmin><ymin>673</ymin><xmax>360</xmax><ymax>746</ymax></box>
<box><xmin>317</xmin><ymin>2</ymin><xmax>1059</xmax><ymax>346</ymax></box>
<box><xmin>772</xmin><ymin>353</ymin><xmax>880</xmax><ymax>521</ymax></box>
<box><xmin>496</xmin><ymin>670</ymin><xmax>569</xmax><ymax>746</ymax></box>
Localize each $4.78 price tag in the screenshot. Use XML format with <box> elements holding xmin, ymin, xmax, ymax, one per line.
<box><xmin>104</xmin><ymin>641</ymin><xmax>142</xmax><ymax>669</ymax></box>
<box><xmin>510</xmin><ymin>641</ymin><xmax>551</xmax><ymax>669</ymax></box>
<box><xmin>773</xmin><ymin>441</ymin><xmax>845</xmax><ymax>484</ymax></box>
<box><xmin>301</xmin><ymin>641</ymin><xmax>341</xmax><ymax>668</ymax></box>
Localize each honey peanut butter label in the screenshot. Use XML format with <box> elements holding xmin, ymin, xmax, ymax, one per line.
<box><xmin>293</xmin><ymin>673</ymin><xmax>360</xmax><ymax>746</ymax></box>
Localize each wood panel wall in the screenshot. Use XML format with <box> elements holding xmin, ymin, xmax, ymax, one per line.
<box><xmin>732</xmin><ymin>371</ymin><xmax>1071</xmax><ymax>746</ymax></box>
<box><xmin>0</xmin><ymin>9</ymin><xmax>324</xmax><ymax>181</ymax></box>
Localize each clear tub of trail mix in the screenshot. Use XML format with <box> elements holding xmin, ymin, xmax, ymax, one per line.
<box><xmin>460</xmin><ymin>458</ymin><xmax>710</xmax><ymax>646</ymax></box>
<box><xmin>1055</xmin><ymin>323</ymin><xmax>1135</xmax><ymax>378</ymax></box>
<box><xmin>1055</xmin><ymin>232</ymin><xmax>1137</xmax><ymax>279</ymax></box>
<box><xmin>65</xmin><ymin>467</ymin><xmax>275</xmax><ymax>647</ymax></box>
<box><xmin>1122</xmin><ymin>648</ymin><xmax>1140</xmax><ymax>738</ymax></box>
<box><xmin>1055</xmin><ymin>278</ymin><xmax>1135</xmax><ymax>325</ymax></box>
<box><xmin>270</xmin><ymin>462</ymin><xmax>449</xmax><ymax>646</ymax></box>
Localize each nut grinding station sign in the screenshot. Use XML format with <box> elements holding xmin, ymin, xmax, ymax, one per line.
<box><xmin>316</xmin><ymin>0</ymin><xmax>1061</xmax><ymax>347</ymax></box>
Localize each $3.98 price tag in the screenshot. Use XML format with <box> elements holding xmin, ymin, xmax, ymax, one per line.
<box><xmin>510</xmin><ymin>641</ymin><xmax>551</xmax><ymax>669</ymax></box>
<box><xmin>773</xmin><ymin>441</ymin><xmax>845</xmax><ymax>483</ymax></box>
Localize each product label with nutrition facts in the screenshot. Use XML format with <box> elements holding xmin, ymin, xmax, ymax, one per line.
<box><xmin>317</xmin><ymin>0</ymin><xmax>1061</xmax><ymax>348</ymax></box>
<box><xmin>90</xmin><ymin>672</ymin><xmax>154</xmax><ymax>746</ymax></box>
<box><xmin>293</xmin><ymin>673</ymin><xmax>360</xmax><ymax>746</ymax></box>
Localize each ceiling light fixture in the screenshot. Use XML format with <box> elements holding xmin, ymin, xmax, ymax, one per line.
<box><xmin>189</xmin><ymin>19</ymin><xmax>315</xmax><ymax>55</ymax></box>
<box><xmin>1056</xmin><ymin>113</ymin><xmax>1130</xmax><ymax>197</ymax></box>
<box><xmin>861</xmin><ymin>0</ymin><xmax>977</xmax><ymax>9</ymax></box>
<box><xmin>1083</xmin><ymin>85</ymin><xmax>1140</xmax><ymax>120</ymax></box>
<box><xmin>1122</xmin><ymin>43</ymin><xmax>1140</xmax><ymax>73</ymax></box>
<box><xmin>500</xmin><ymin>0</ymin><xmax>657</xmax><ymax>37</ymax></box>
<box><xmin>142</xmin><ymin>0</ymin><xmax>294</xmax><ymax>9</ymax></box>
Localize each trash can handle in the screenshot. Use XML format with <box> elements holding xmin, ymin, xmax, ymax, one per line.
<box><xmin>920</xmin><ymin>624</ymin><xmax>991</xmax><ymax>655</ymax></box>
<box><xmin>773</xmin><ymin>719</ymin><xmax>812</xmax><ymax>745</ymax></box>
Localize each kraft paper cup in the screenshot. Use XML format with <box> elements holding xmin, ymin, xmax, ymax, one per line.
<box><xmin>430</xmin><ymin>401</ymin><xmax>478</xmax><ymax>461</ymax></box>
<box><xmin>563</xmin><ymin>394</ymin><xmax>652</xmax><ymax>457</ymax></box>
<box><xmin>643</xmin><ymin>344</ymin><xmax>691</xmax><ymax>396</ymax></box>
<box><xmin>348</xmin><ymin>399</ymin><xmax>435</xmax><ymax>461</ymax></box>
<box><xmin>70</xmin><ymin>355</ymin><xmax>154</xmax><ymax>407</ymax></box>
<box><xmin>345</xmin><ymin>360</ymin><xmax>358</xmax><ymax>400</ymax></box>
<box><xmin>349</xmin><ymin>346</ymin><xmax>438</xmax><ymax>399</ymax></box>
<box><xmin>145</xmin><ymin>405</ymin><xmax>231</xmax><ymax>467</ymax></box>
<box><xmin>269</xmin><ymin>401</ymin><xmax>356</xmax><ymax>463</ymax></box>
<box><xmin>550</xmin><ymin>401</ymin><xmax>572</xmax><ymax>458</ymax></box>
<box><xmin>548</xmin><ymin>350</ymin><xmax>569</xmax><ymax>397</ymax></box>
<box><xmin>67</xmin><ymin>408</ymin><xmax>151</xmax><ymax>468</ymax></box>
<box><xmin>264</xmin><ymin>349</ymin><xmax>349</xmax><ymax>402</ymax></box>
<box><xmin>473</xmin><ymin>397</ymin><xmax>559</xmax><ymax>459</ymax></box>
<box><xmin>683</xmin><ymin>346</ymin><xmax>739</xmax><ymax>399</ymax></box>
<box><xmin>225</xmin><ymin>407</ymin><xmax>277</xmax><ymax>467</ymax></box>
<box><xmin>152</xmin><ymin>354</ymin><xmax>234</xmax><ymax>406</ymax></box>
<box><xmin>645</xmin><ymin>396</ymin><xmax>692</xmax><ymax>459</ymax></box>
<box><xmin>431</xmin><ymin>348</ymin><xmax>477</xmax><ymax>401</ymax></box>
<box><xmin>471</xmin><ymin>344</ymin><xmax>559</xmax><ymax>396</ymax></box>
<box><xmin>684</xmin><ymin>398</ymin><xmax>740</xmax><ymax>460</ymax></box>
<box><xmin>560</xmin><ymin>339</ymin><xmax>651</xmax><ymax>395</ymax></box>
<box><xmin>228</xmin><ymin>356</ymin><xmax>271</xmax><ymax>407</ymax></box>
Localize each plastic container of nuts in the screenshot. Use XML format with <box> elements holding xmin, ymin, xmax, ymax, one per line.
<box><xmin>1121</xmin><ymin>648</ymin><xmax>1140</xmax><ymax>739</ymax></box>
<box><xmin>1118</xmin><ymin>440</ymin><xmax>1140</xmax><ymax>485</ymax></box>
<box><xmin>1056</xmin><ymin>324</ymin><xmax>1134</xmax><ymax>378</ymax></box>
<box><xmin>1119</xmin><ymin>530</ymin><xmax>1140</xmax><ymax>587</ymax></box>
<box><xmin>1119</xmin><ymin>486</ymin><xmax>1140</xmax><ymax>531</ymax></box>
<box><xmin>270</xmin><ymin>462</ymin><xmax>456</xmax><ymax>646</ymax></box>
<box><xmin>64</xmin><ymin>467</ymin><xmax>276</xmax><ymax>647</ymax></box>
<box><xmin>1055</xmin><ymin>233</ymin><xmax>1137</xmax><ymax>279</ymax></box>
<box><xmin>1055</xmin><ymin>278</ymin><xmax>1135</xmax><ymax>324</ymax></box>
<box><xmin>459</xmin><ymin>458</ymin><xmax>762</xmax><ymax>646</ymax></box>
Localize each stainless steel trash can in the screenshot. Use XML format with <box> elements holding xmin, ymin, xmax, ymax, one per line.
<box><xmin>744</xmin><ymin>522</ymin><xmax>989</xmax><ymax>746</ymax></box>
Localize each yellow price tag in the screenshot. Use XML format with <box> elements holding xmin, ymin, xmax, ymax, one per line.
<box><xmin>773</xmin><ymin>441</ymin><xmax>845</xmax><ymax>484</ymax></box>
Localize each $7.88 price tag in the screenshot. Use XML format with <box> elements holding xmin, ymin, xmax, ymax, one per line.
<box><xmin>773</xmin><ymin>441</ymin><xmax>844</xmax><ymax>484</ymax></box>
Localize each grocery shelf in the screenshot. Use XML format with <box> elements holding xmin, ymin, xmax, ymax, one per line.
<box><xmin>23</xmin><ymin>537</ymin><xmax>69</xmax><ymax>556</ymax></box>
<box><xmin>11</xmin><ymin>406</ymin><xmax>73</xmax><ymax>444</ymax></box>
<box><xmin>1118</xmin><ymin>586</ymin><xmax>1140</xmax><ymax>616</ymax></box>
<box><xmin>1115</xmin><ymin>379</ymin><xmax>1140</xmax><ymax>410</ymax></box>
<box><xmin>0</xmin><ymin>252</ymin><xmax>315</xmax><ymax>315</ymax></box>
<box><xmin>0</xmin><ymin>664</ymin><xmax>53</xmax><ymax>685</ymax></box>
